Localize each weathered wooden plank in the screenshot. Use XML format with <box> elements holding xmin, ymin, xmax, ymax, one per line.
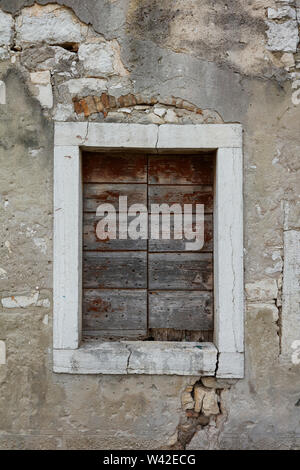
<box><xmin>149</xmin><ymin>214</ymin><xmax>213</xmax><ymax>252</ymax></box>
<box><xmin>82</xmin><ymin>329</ymin><xmax>148</xmax><ymax>339</ymax></box>
<box><xmin>84</xmin><ymin>183</ymin><xmax>147</xmax><ymax>211</ymax></box>
<box><xmin>83</xmin><ymin>252</ymin><xmax>147</xmax><ymax>288</ymax></box>
<box><xmin>82</xmin><ymin>152</ymin><xmax>147</xmax><ymax>183</ymax></box>
<box><xmin>83</xmin><ymin>212</ymin><xmax>147</xmax><ymax>250</ymax></box>
<box><xmin>149</xmin><ymin>185</ymin><xmax>213</xmax><ymax>212</ymax></box>
<box><xmin>149</xmin><ymin>291</ymin><xmax>213</xmax><ymax>330</ymax></box>
<box><xmin>83</xmin><ymin>289</ymin><xmax>147</xmax><ymax>331</ymax></box>
<box><xmin>149</xmin><ymin>253</ymin><xmax>213</xmax><ymax>290</ymax></box>
<box><xmin>149</xmin><ymin>329</ymin><xmax>213</xmax><ymax>342</ymax></box>
<box><xmin>148</xmin><ymin>154</ymin><xmax>213</xmax><ymax>185</ymax></box>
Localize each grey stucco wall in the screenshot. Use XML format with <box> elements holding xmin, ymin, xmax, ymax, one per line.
<box><xmin>0</xmin><ymin>1</ymin><xmax>299</xmax><ymax>449</ymax></box>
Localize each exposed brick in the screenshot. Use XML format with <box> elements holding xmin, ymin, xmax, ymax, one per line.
<box><xmin>72</xmin><ymin>92</ymin><xmax>204</xmax><ymax>118</ymax></box>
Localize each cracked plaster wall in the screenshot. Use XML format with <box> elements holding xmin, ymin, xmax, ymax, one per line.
<box><xmin>0</xmin><ymin>1</ymin><xmax>299</xmax><ymax>450</ymax></box>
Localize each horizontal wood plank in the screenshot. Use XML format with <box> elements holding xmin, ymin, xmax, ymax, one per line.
<box><xmin>148</xmin><ymin>154</ymin><xmax>213</xmax><ymax>184</ymax></box>
<box><xmin>149</xmin><ymin>253</ymin><xmax>213</xmax><ymax>290</ymax></box>
<box><xmin>149</xmin><ymin>329</ymin><xmax>213</xmax><ymax>342</ymax></box>
<box><xmin>83</xmin><ymin>212</ymin><xmax>147</xmax><ymax>251</ymax></box>
<box><xmin>149</xmin><ymin>291</ymin><xmax>213</xmax><ymax>330</ymax></box>
<box><xmin>84</xmin><ymin>183</ymin><xmax>147</xmax><ymax>211</ymax></box>
<box><xmin>83</xmin><ymin>252</ymin><xmax>147</xmax><ymax>288</ymax></box>
<box><xmin>149</xmin><ymin>185</ymin><xmax>213</xmax><ymax>212</ymax></box>
<box><xmin>82</xmin><ymin>152</ymin><xmax>147</xmax><ymax>183</ymax></box>
<box><xmin>83</xmin><ymin>289</ymin><xmax>147</xmax><ymax>331</ymax></box>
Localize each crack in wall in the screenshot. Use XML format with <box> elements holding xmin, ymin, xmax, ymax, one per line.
<box><xmin>82</xmin><ymin>119</ymin><xmax>89</xmax><ymax>144</ymax></box>
<box><xmin>214</xmin><ymin>351</ymin><xmax>220</xmax><ymax>376</ymax></box>
<box><xmin>125</xmin><ymin>344</ymin><xmax>133</xmax><ymax>374</ymax></box>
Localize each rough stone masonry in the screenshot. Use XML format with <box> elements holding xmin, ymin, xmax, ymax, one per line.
<box><xmin>0</xmin><ymin>1</ymin><xmax>299</xmax><ymax>450</ymax></box>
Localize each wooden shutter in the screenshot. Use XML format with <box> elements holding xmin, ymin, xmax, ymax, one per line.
<box><xmin>82</xmin><ymin>151</ymin><xmax>214</xmax><ymax>341</ymax></box>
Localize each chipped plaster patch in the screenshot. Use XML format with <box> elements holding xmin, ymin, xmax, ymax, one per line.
<box><xmin>33</xmin><ymin>237</ymin><xmax>47</xmax><ymax>254</ymax></box>
<box><xmin>0</xmin><ymin>80</ymin><xmax>6</xmax><ymax>104</ymax></box>
<box><xmin>1</xmin><ymin>292</ymin><xmax>50</xmax><ymax>308</ymax></box>
<box><xmin>0</xmin><ymin>341</ymin><xmax>6</xmax><ymax>365</ymax></box>
<box><xmin>0</xmin><ymin>267</ymin><xmax>8</xmax><ymax>280</ymax></box>
<box><xmin>4</xmin><ymin>241</ymin><xmax>12</xmax><ymax>254</ymax></box>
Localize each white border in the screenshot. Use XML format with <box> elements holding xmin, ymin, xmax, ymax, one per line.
<box><xmin>53</xmin><ymin>123</ymin><xmax>244</xmax><ymax>377</ymax></box>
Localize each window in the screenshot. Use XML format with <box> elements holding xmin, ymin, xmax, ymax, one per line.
<box><xmin>53</xmin><ymin>123</ymin><xmax>244</xmax><ymax>377</ymax></box>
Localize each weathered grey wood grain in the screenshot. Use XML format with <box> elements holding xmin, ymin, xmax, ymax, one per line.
<box><xmin>149</xmin><ymin>291</ymin><xmax>213</xmax><ymax>330</ymax></box>
<box><xmin>84</xmin><ymin>183</ymin><xmax>147</xmax><ymax>211</ymax></box>
<box><xmin>149</xmin><ymin>328</ymin><xmax>213</xmax><ymax>342</ymax></box>
<box><xmin>83</xmin><ymin>212</ymin><xmax>147</xmax><ymax>250</ymax></box>
<box><xmin>149</xmin><ymin>185</ymin><xmax>213</xmax><ymax>212</ymax></box>
<box><xmin>149</xmin><ymin>253</ymin><xmax>213</xmax><ymax>290</ymax></box>
<box><xmin>148</xmin><ymin>154</ymin><xmax>213</xmax><ymax>184</ymax></box>
<box><xmin>83</xmin><ymin>289</ymin><xmax>147</xmax><ymax>331</ymax></box>
<box><xmin>83</xmin><ymin>252</ymin><xmax>147</xmax><ymax>288</ymax></box>
<box><xmin>149</xmin><ymin>214</ymin><xmax>213</xmax><ymax>252</ymax></box>
<box><xmin>82</xmin><ymin>152</ymin><xmax>147</xmax><ymax>183</ymax></box>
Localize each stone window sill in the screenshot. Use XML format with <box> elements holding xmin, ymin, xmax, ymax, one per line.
<box><xmin>53</xmin><ymin>341</ymin><xmax>243</xmax><ymax>377</ymax></box>
<box><xmin>53</xmin><ymin>341</ymin><xmax>217</xmax><ymax>375</ymax></box>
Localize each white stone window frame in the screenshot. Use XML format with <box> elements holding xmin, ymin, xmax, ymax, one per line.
<box><xmin>53</xmin><ymin>122</ymin><xmax>244</xmax><ymax>378</ymax></box>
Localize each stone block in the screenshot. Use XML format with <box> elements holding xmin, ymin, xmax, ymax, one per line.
<box><xmin>0</xmin><ymin>10</ymin><xmax>13</xmax><ymax>46</ymax></box>
<box><xmin>281</xmin><ymin>52</ymin><xmax>295</xmax><ymax>69</ymax></box>
<box><xmin>266</xmin><ymin>20</ymin><xmax>299</xmax><ymax>53</ymax></box>
<box><xmin>281</xmin><ymin>230</ymin><xmax>300</xmax><ymax>357</ymax></box>
<box><xmin>194</xmin><ymin>385</ymin><xmax>206</xmax><ymax>413</ymax></box>
<box><xmin>78</xmin><ymin>43</ymin><xmax>115</xmax><ymax>77</ymax></box>
<box><xmin>63</xmin><ymin>78</ymin><xmax>108</xmax><ymax>96</ymax></box>
<box><xmin>216</xmin><ymin>353</ymin><xmax>244</xmax><ymax>378</ymax></box>
<box><xmin>245</xmin><ymin>279</ymin><xmax>278</xmax><ymax>301</ymax></box>
<box><xmin>181</xmin><ymin>391</ymin><xmax>194</xmax><ymax>410</ymax></box>
<box><xmin>0</xmin><ymin>80</ymin><xmax>6</xmax><ymax>104</ymax></box>
<box><xmin>30</xmin><ymin>71</ymin><xmax>53</xmax><ymax>108</ymax></box>
<box><xmin>1</xmin><ymin>291</ymin><xmax>50</xmax><ymax>309</ymax></box>
<box><xmin>247</xmin><ymin>303</ymin><xmax>279</xmax><ymax>322</ymax></box>
<box><xmin>16</xmin><ymin>4</ymin><xmax>87</xmax><ymax>47</ymax></box>
<box><xmin>165</xmin><ymin>108</ymin><xmax>179</xmax><ymax>123</ymax></box>
<box><xmin>267</xmin><ymin>7</ymin><xmax>296</xmax><ymax>19</ymax></box>
<box><xmin>201</xmin><ymin>377</ymin><xmax>233</xmax><ymax>389</ymax></box>
<box><xmin>193</xmin><ymin>385</ymin><xmax>219</xmax><ymax>415</ymax></box>
<box><xmin>21</xmin><ymin>46</ymin><xmax>77</xmax><ymax>73</ymax></box>
<box><xmin>202</xmin><ymin>389</ymin><xmax>219</xmax><ymax>416</ymax></box>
